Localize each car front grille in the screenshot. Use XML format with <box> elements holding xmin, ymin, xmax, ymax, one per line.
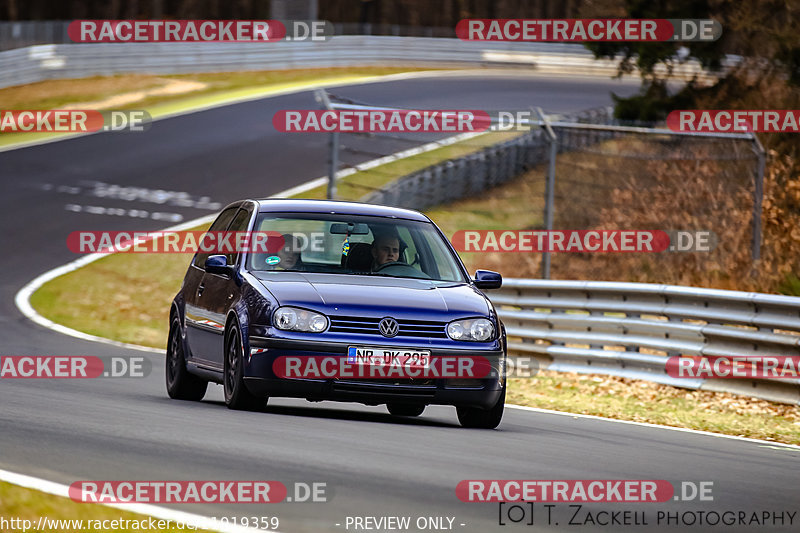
<box><xmin>328</xmin><ymin>315</ymin><xmax>448</xmax><ymax>339</ymax></box>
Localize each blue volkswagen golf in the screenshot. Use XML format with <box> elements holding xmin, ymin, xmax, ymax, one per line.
<box><xmin>166</xmin><ymin>199</ymin><xmax>506</xmax><ymax>428</ymax></box>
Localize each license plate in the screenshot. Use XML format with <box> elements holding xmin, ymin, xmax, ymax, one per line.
<box><xmin>347</xmin><ymin>346</ymin><xmax>431</xmax><ymax>369</ymax></box>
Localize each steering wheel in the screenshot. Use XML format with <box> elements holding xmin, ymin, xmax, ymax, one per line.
<box><xmin>374</xmin><ymin>261</ymin><xmax>431</xmax><ymax>279</ymax></box>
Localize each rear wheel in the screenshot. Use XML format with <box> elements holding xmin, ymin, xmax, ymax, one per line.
<box><xmin>387</xmin><ymin>403</ymin><xmax>426</xmax><ymax>417</ymax></box>
<box><xmin>224</xmin><ymin>324</ymin><xmax>266</xmax><ymax>411</ymax></box>
<box><xmin>166</xmin><ymin>316</ymin><xmax>208</xmax><ymax>401</ymax></box>
<box><xmin>457</xmin><ymin>385</ymin><xmax>505</xmax><ymax>429</ymax></box>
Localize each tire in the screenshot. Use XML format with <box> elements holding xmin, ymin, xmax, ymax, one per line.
<box><xmin>166</xmin><ymin>316</ymin><xmax>208</xmax><ymax>401</ymax></box>
<box><xmin>456</xmin><ymin>385</ymin><xmax>505</xmax><ymax>429</ymax></box>
<box><xmin>224</xmin><ymin>324</ymin><xmax>266</xmax><ymax>411</ymax></box>
<box><xmin>387</xmin><ymin>403</ymin><xmax>426</xmax><ymax>417</ymax></box>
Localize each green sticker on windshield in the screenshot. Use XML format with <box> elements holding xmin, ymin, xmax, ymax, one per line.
<box><xmin>265</xmin><ymin>256</ymin><xmax>281</xmax><ymax>265</ymax></box>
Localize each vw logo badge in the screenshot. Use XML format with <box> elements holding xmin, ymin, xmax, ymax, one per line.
<box><xmin>379</xmin><ymin>317</ymin><xmax>399</xmax><ymax>338</ymax></box>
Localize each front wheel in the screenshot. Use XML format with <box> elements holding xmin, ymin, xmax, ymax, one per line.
<box><xmin>224</xmin><ymin>324</ymin><xmax>266</xmax><ymax>411</ymax></box>
<box><xmin>456</xmin><ymin>385</ymin><xmax>505</xmax><ymax>429</ymax></box>
<box><xmin>166</xmin><ymin>316</ymin><xmax>208</xmax><ymax>401</ymax></box>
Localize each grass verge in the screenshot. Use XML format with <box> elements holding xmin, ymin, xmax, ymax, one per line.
<box><xmin>508</xmin><ymin>371</ymin><xmax>800</xmax><ymax>445</ymax></box>
<box><xmin>0</xmin><ymin>480</ymin><xmax>214</xmax><ymax>532</ymax></box>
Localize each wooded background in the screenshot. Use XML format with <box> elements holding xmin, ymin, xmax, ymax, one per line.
<box><xmin>1</xmin><ymin>0</ymin><xmax>585</xmax><ymax>22</ymax></box>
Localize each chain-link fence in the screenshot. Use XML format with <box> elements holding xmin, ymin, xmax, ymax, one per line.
<box><xmin>318</xmin><ymin>89</ymin><xmax>616</xmax><ymax>211</ymax></box>
<box><xmin>435</xmin><ymin>125</ymin><xmax>762</xmax><ymax>287</ymax></box>
<box><xmin>357</xmin><ymin>109</ymin><xmax>624</xmax><ymax>211</ymax></box>
<box><xmin>314</xmin><ymin>90</ymin><xmax>764</xmax><ymax>287</ymax></box>
<box><xmin>547</xmin><ymin>127</ymin><xmax>759</xmax><ymax>282</ymax></box>
<box><xmin>360</xmin><ymin>129</ymin><xmax>548</xmax><ymax>210</ymax></box>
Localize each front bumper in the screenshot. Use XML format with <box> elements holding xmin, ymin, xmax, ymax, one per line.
<box><xmin>244</xmin><ymin>336</ymin><xmax>505</xmax><ymax>409</ymax></box>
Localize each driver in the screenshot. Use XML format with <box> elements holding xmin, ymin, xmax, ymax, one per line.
<box><xmin>275</xmin><ymin>233</ymin><xmax>303</xmax><ymax>270</ymax></box>
<box><xmin>371</xmin><ymin>232</ymin><xmax>400</xmax><ymax>271</ymax></box>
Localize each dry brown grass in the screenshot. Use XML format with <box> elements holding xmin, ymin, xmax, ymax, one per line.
<box><xmin>509</xmin><ymin>370</ymin><xmax>800</xmax><ymax>444</ymax></box>
<box><xmin>0</xmin><ymin>74</ymin><xmax>169</xmax><ymax>109</ymax></box>
<box><xmin>434</xmin><ymin>134</ymin><xmax>800</xmax><ymax>295</ymax></box>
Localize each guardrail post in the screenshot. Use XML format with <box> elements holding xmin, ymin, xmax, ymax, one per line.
<box><xmin>314</xmin><ymin>89</ymin><xmax>338</xmax><ymax>200</ymax></box>
<box><xmin>536</xmin><ymin>107</ymin><xmax>557</xmax><ymax>280</ymax></box>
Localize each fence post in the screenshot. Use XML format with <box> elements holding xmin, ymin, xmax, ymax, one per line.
<box><xmin>750</xmin><ymin>132</ymin><xmax>766</xmax><ymax>264</ymax></box>
<box><xmin>314</xmin><ymin>89</ymin><xmax>339</xmax><ymax>199</ymax></box>
<box><xmin>536</xmin><ymin>107</ymin><xmax>557</xmax><ymax>280</ymax></box>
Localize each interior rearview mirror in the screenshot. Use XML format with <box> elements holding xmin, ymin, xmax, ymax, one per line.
<box><xmin>330</xmin><ymin>222</ymin><xmax>370</xmax><ymax>235</ymax></box>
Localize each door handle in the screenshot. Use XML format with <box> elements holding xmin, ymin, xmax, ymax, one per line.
<box><xmin>197</xmin><ymin>283</ymin><xmax>205</xmax><ymax>296</ymax></box>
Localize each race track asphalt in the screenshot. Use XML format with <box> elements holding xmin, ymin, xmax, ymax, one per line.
<box><xmin>1</xmin><ymin>72</ymin><xmax>797</xmax><ymax>532</ymax></box>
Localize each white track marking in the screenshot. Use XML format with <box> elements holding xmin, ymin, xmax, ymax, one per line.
<box><xmin>13</xmin><ymin>213</ymin><xmax>217</xmax><ymax>354</ymax></box>
<box><xmin>64</xmin><ymin>203</ymin><xmax>185</xmax><ymax>222</ymax></box>
<box><xmin>0</xmin><ymin>468</ymin><xmax>273</xmax><ymax>533</ymax></box>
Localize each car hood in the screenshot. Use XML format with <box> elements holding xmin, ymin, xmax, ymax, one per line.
<box><xmin>252</xmin><ymin>272</ymin><xmax>490</xmax><ymax>318</ymax></box>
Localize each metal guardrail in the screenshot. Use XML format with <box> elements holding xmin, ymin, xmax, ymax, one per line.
<box><xmin>0</xmin><ymin>35</ymin><xmax>733</xmax><ymax>90</ymax></box>
<box><xmin>490</xmin><ymin>279</ymin><xmax>800</xmax><ymax>405</ymax></box>
<box><xmin>0</xmin><ymin>21</ymin><xmax>460</xmax><ymax>50</ymax></box>
<box><xmin>361</xmin><ymin>128</ymin><xmax>544</xmax><ymax>211</ymax></box>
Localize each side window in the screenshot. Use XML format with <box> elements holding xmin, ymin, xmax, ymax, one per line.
<box><xmin>193</xmin><ymin>207</ymin><xmax>239</xmax><ymax>267</ymax></box>
<box><xmin>225</xmin><ymin>208</ymin><xmax>253</xmax><ymax>266</ymax></box>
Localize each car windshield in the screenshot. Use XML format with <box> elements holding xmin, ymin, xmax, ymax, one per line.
<box><xmin>247</xmin><ymin>212</ymin><xmax>466</xmax><ymax>282</ymax></box>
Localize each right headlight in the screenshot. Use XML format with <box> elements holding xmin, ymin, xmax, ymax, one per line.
<box><xmin>273</xmin><ymin>306</ymin><xmax>328</xmax><ymax>333</ymax></box>
<box><xmin>447</xmin><ymin>318</ymin><xmax>494</xmax><ymax>341</ymax></box>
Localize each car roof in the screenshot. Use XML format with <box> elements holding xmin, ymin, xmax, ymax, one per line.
<box><xmin>252</xmin><ymin>198</ymin><xmax>430</xmax><ymax>222</ymax></box>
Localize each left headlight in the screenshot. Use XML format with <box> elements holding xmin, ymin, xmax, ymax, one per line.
<box><xmin>273</xmin><ymin>306</ymin><xmax>328</xmax><ymax>333</ymax></box>
<box><xmin>447</xmin><ymin>318</ymin><xmax>494</xmax><ymax>342</ymax></box>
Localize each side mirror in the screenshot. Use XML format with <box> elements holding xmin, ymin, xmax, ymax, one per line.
<box><xmin>204</xmin><ymin>254</ymin><xmax>232</xmax><ymax>276</ymax></box>
<box><xmin>474</xmin><ymin>270</ymin><xmax>502</xmax><ymax>289</ymax></box>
